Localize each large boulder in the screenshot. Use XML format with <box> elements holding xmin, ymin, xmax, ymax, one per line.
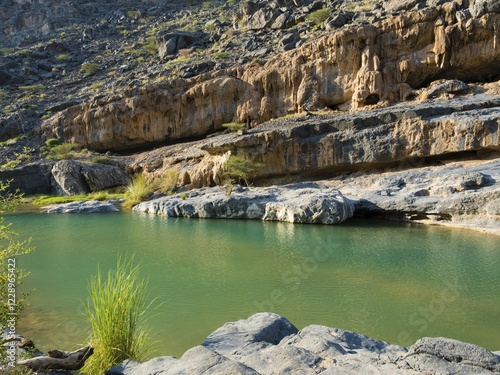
<box><xmin>51</xmin><ymin>160</ymin><xmax>89</xmax><ymax>195</ymax></box>
<box><xmin>51</xmin><ymin>160</ymin><xmax>129</xmax><ymax>195</ymax></box>
<box><xmin>80</xmin><ymin>163</ymin><xmax>129</xmax><ymax>191</ymax></box>
<box><xmin>156</xmin><ymin>31</ymin><xmax>205</xmax><ymax>59</ymax></box>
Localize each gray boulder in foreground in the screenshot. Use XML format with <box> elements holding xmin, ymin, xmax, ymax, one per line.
<box><xmin>133</xmin><ymin>184</ymin><xmax>355</xmax><ymax>224</ymax></box>
<box><xmin>107</xmin><ymin>312</ymin><xmax>500</xmax><ymax>375</ymax></box>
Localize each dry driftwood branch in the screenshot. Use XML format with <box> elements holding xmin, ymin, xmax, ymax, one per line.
<box><xmin>18</xmin><ymin>346</ymin><xmax>93</xmax><ymax>371</ymax></box>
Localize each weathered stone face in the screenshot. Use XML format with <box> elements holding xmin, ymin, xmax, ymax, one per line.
<box><xmin>41</xmin><ymin>3</ymin><xmax>500</xmax><ymax>152</ymax></box>
<box><xmin>106</xmin><ymin>312</ymin><xmax>500</xmax><ymax>375</ymax></box>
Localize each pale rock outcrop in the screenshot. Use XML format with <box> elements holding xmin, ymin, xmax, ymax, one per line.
<box><xmin>107</xmin><ymin>313</ymin><xmax>500</xmax><ymax>375</ymax></box>
<box><xmin>133</xmin><ymin>184</ymin><xmax>355</xmax><ymax>224</ymax></box>
<box><xmin>41</xmin><ymin>2</ymin><xmax>500</xmax><ymax>151</ymax></box>
<box><xmin>43</xmin><ymin>200</ymin><xmax>119</xmax><ymax>213</ymax></box>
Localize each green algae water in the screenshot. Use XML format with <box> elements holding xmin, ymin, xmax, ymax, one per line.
<box><xmin>8</xmin><ymin>213</ymin><xmax>500</xmax><ymax>358</ymax></box>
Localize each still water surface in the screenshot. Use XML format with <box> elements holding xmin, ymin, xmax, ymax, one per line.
<box><xmin>9</xmin><ymin>213</ymin><xmax>500</xmax><ymax>358</ymax></box>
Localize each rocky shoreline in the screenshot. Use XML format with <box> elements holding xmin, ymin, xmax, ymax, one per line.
<box><xmin>133</xmin><ymin>184</ymin><xmax>355</xmax><ymax>224</ymax></box>
<box><xmin>107</xmin><ymin>312</ymin><xmax>500</xmax><ymax>375</ymax></box>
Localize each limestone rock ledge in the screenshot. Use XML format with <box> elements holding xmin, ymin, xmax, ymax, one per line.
<box><xmin>107</xmin><ymin>312</ymin><xmax>500</xmax><ymax>375</ymax></box>
<box><xmin>133</xmin><ymin>185</ymin><xmax>355</xmax><ymax>224</ymax></box>
<box><xmin>43</xmin><ymin>200</ymin><xmax>119</xmax><ymax>214</ymax></box>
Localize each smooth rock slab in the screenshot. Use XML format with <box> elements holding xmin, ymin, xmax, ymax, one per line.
<box><xmin>133</xmin><ymin>184</ymin><xmax>355</xmax><ymax>224</ymax></box>
<box><xmin>43</xmin><ymin>200</ymin><xmax>119</xmax><ymax>213</ymax></box>
<box><xmin>107</xmin><ymin>313</ymin><xmax>500</xmax><ymax>375</ymax></box>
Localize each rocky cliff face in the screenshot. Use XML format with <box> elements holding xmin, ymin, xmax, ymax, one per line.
<box><xmin>130</xmin><ymin>89</ymin><xmax>500</xmax><ymax>186</ymax></box>
<box><xmin>41</xmin><ymin>0</ymin><xmax>500</xmax><ymax>151</ymax></box>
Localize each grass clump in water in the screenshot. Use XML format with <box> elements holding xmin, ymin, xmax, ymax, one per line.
<box><xmin>83</xmin><ymin>257</ymin><xmax>153</xmax><ymax>374</ymax></box>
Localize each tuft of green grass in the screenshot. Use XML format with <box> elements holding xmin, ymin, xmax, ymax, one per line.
<box><xmin>124</xmin><ymin>175</ymin><xmax>151</xmax><ymax>208</ymax></box>
<box><xmin>45</xmin><ymin>142</ymin><xmax>80</xmax><ymax>160</ymax></box>
<box><xmin>45</xmin><ymin>138</ymin><xmax>62</xmax><ymax>147</ymax></box>
<box><xmin>55</xmin><ymin>53</ymin><xmax>72</xmax><ymax>61</ymax></box>
<box><xmin>83</xmin><ymin>256</ymin><xmax>153</xmax><ymax>374</ymax></box>
<box><xmin>149</xmin><ymin>169</ymin><xmax>179</xmax><ymax>194</ymax></box>
<box><xmin>81</xmin><ymin>62</ymin><xmax>100</xmax><ymax>77</ymax></box>
<box><xmin>127</xmin><ymin>10</ymin><xmax>140</xmax><ymax>19</ymax></box>
<box><xmin>92</xmin><ymin>155</ymin><xmax>110</xmax><ymax>164</ymax></box>
<box><xmin>222</xmin><ymin>122</ymin><xmax>245</xmax><ymax>132</ymax></box>
<box><xmin>32</xmin><ymin>192</ymin><xmax>125</xmax><ymax>206</ymax></box>
<box><xmin>214</xmin><ymin>51</ymin><xmax>229</xmax><ymax>59</ymax></box>
<box><xmin>306</xmin><ymin>8</ymin><xmax>332</xmax><ymax>26</ymax></box>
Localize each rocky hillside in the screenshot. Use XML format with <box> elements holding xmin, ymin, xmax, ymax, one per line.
<box><xmin>1</xmin><ymin>0</ymin><xmax>500</xmax><ymax>233</ymax></box>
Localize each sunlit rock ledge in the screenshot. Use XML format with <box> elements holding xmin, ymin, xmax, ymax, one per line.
<box><xmin>133</xmin><ymin>184</ymin><xmax>355</xmax><ymax>225</ymax></box>
<box><xmin>107</xmin><ymin>312</ymin><xmax>500</xmax><ymax>375</ymax></box>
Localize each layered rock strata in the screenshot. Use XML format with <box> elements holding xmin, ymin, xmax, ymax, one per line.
<box><xmin>131</xmin><ymin>92</ymin><xmax>500</xmax><ymax>189</ymax></box>
<box><xmin>41</xmin><ymin>1</ymin><xmax>500</xmax><ymax>151</ymax></box>
<box><xmin>133</xmin><ymin>184</ymin><xmax>355</xmax><ymax>224</ymax></box>
<box><xmin>107</xmin><ymin>312</ymin><xmax>500</xmax><ymax>375</ymax></box>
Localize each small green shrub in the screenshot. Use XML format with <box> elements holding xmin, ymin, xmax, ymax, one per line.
<box><xmin>124</xmin><ymin>174</ymin><xmax>151</xmax><ymax>208</ymax></box>
<box><xmin>81</xmin><ymin>62</ymin><xmax>100</xmax><ymax>77</ymax></box>
<box><xmin>214</xmin><ymin>51</ymin><xmax>229</xmax><ymax>59</ymax></box>
<box><xmin>45</xmin><ymin>138</ymin><xmax>62</xmax><ymax>147</ymax></box>
<box><xmin>222</xmin><ymin>122</ymin><xmax>245</xmax><ymax>132</ymax></box>
<box><xmin>0</xmin><ymin>147</ymin><xmax>32</xmax><ymax>170</ymax></box>
<box><xmin>180</xmin><ymin>193</ymin><xmax>187</xmax><ymax>200</ymax></box>
<box><xmin>55</xmin><ymin>53</ymin><xmax>71</xmax><ymax>61</ymax></box>
<box><xmin>306</xmin><ymin>8</ymin><xmax>331</xmax><ymax>26</ymax></box>
<box><xmin>127</xmin><ymin>10</ymin><xmax>140</xmax><ymax>19</ymax></box>
<box><xmin>92</xmin><ymin>155</ymin><xmax>110</xmax><ymax>164</ymax></box>
<box><xmin>46</xmin><ymin>142</ymin><xmax>80</xmax><ymax>160</ymax></box>
<box><xmin>90</xmin><ymin>82</ymin><xmax>104</xmax><ymax>90</ymax></box>
<box><xmin>150</xmin><ymin>169</ymin><xmax>179</xmax><ymax>194</ymax></box>
<box><xmin>0</xmin><ymin>47</ymin><xmax>14</xmax><ymax>56</ymax></box>
<box><xmin>223</xmin><ymin>155</ymin><xmax>263</xmax><ymax>186</ymax></box>
<box><xmin>144</xmin><ymin>36</ymin><xmax>158</xmax><ymax>56</ymax></box>
<box><xmin>83</xmin><ymin>257</ymin><xmax>153</xmax><ymax>374</ymax></box>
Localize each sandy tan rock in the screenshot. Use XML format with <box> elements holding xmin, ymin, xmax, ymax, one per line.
<box><xmin>41</xmin><ymin>2</ymin><xmax>500</xmax><ymax>151</ymax></box>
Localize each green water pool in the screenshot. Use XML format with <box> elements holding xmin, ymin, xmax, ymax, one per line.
<box><xmin>8</xmin><ymin>212</ymin><xmax>500</xmax><ymax>358</ymax></box>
